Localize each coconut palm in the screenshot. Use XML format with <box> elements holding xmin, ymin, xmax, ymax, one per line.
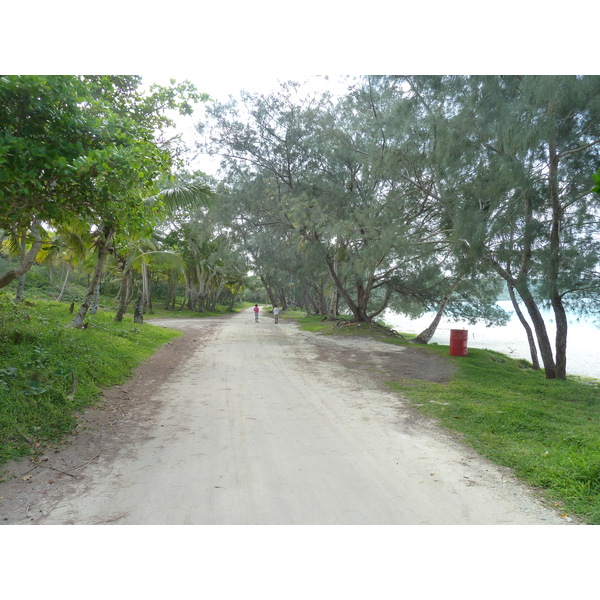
<box><xmin>0</xmin><ymin>219</ymin><xmax>48</xmax><ymax>302</ymax></box>
<box><xmin>70</xmin><ymin>180</ymin><xmax>214</xmax><ymax>327</ymax></box>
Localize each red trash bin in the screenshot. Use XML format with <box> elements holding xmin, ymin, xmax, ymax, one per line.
<box><xmin>449</xmin><ymin>329</ymin><xmax>468</xmax><ymax>356</ymax></box>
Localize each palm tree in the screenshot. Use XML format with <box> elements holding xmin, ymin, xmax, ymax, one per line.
<box><xmin>69</xmin><ymin>181</ymin><xmax>214</xmax><ymax>327</ymax></box>
<box><xmin>113</xmin><ymin>240</ymin><xmax>185</xmax><ymax>321</ymax></box>
<box><xmin>35</xmin><ymin>218</ymin><xmax>93</xmax><ymax>302</ymax></box>
<box><xmin>0</xmin><ymin>219</ymin><xmax>46</xmax><ymax>301</ymax></box>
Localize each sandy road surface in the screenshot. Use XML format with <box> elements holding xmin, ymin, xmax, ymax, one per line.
<box><xmin>2</xmin><ymin>308</ymin><xmax>567</xmax><ymax>525</ymax></box>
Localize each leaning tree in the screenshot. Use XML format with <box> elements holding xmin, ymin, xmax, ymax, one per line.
<box><xmin>390</xmin><ymin>75</ymin><xmax>600</xmax><ymax>379</ymax></box>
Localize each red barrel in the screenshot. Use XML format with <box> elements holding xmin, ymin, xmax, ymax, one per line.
<box><xmin>449</xmin><ymin>329</ymin><xmax>468</xmax><ymax>356</ymax></box>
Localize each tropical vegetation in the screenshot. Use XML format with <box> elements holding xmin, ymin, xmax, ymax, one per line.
<box><xmin>200</xmin><ymin>76</ymin><xmax>600</xmax><ymax>380</ymax></box>
<box><xmin>1</xmin><ymin>74</ymin><xmax>600</xmax><ymax>518</ymax></box>
<box><xmin>3</xmin><ymin>75</ymin><xmax>599</xmax><ymax>380</ymax></box>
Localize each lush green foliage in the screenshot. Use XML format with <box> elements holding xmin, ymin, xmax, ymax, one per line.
<box><xmin>0</xmin><ymin>74</ymin><xmax>212</xmax><ymax>324</ymax></box>
<box><xmin>202</xmin><ymin>76</ymin><xmax>600</xmax><ymax>379</ymax></box>
<box><xmin>593</xmin><ymin>168</ymin><xmax>600</xmax><ymax>194</ymax></box>
<box><xmin>0</xmin><ymin>295</ymin><xmax>181</xmax><ymax>464</ymax></box>
<box><xmin>0</xmin><ymin>75</ymin><xmax>203</xmax><ymax>230</ymax></box>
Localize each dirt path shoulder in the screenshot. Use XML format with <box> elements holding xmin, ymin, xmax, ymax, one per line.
<box><xmin>0</xmin><ymin>312</ymin><xmax>568</xmax><ymax>525</ymax></box>
<box><xmin>0</xmin><ymin>318</ymin><xmax>221</xmax><ymax>523</ymax></box>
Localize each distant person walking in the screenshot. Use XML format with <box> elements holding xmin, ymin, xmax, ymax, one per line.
<box><xmin>273</xmin><ymin>305</ymin><xmax>280</xmax><ymax>324</ymax></box>
<box><xmin>253</xmin><ymin>304</ymin><xmax>259</xmax><ymax>322</ymax></box>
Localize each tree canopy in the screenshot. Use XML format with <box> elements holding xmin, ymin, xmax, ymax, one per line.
<box><xmin>0</xmin><ymin>76</ymin><xmax>202</xmax><ymax>228</ymax></box>
<box><xmin>199</xmin><ymin>75</ymin><xmax>600</xmax><ymax>379</ymax></box>
<box><xmin>1</xmin><ymin>74</ymin><xmax>598</xmax><ymax>380</ymax></box>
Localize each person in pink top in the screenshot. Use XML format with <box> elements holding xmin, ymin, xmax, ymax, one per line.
<box><xmin>253</xmin><ymin>304</ymin><xmax>259</xmax><ymax>322</ymax></box>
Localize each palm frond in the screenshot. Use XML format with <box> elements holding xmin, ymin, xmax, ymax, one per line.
<box><xmin>151</xmin><ymin>184</ymin><xmax>215</xmax><ymax>213</ymax></box>
<box><xmin>130</xmin><ymin>250</ymin><xmax>186</xmax><ymax>275</ymax></box>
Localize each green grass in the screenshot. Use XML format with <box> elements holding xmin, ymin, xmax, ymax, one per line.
<box><xmin>295</xmin><ymin>314</ymin><xmax>413</xmax><ymax>339</ymax></box>
<box><xmin>386</xmin><ymin>345</ymin><xmax>600</xmax><ymax>523</ymax></box>
<box><xmin>288</xmin><ymin>313</ymin><xmax>600</xmax><ymax>524</ymax></box>
<box><xmin>0</xmin><ymin>296</ymin><xmax>181</xmax><ymax>465</ymax></box>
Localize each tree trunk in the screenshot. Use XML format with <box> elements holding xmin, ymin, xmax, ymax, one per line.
<box><xmin>366</xmin><ymin>284</ymin><xmax>393</xmax><ymax>322</ymax></box>
<box><xmin>412</xmin><ymin>283</ymin><xmax>460</xmax><ymax>344</ymax></box>
<box><xmin>324</xmin><ymin>254</ymin><xmax>369</xmax><ymax>322</ymax></box>
<box><xmin>164</xmin><ymin>271</ymin><xmax>178</xmax><ymax>310</ymax></box>
<box><xmin>89</xmin><ymin>281</ymin><xmax>100</xmax><ymax>314</ymax></box>
<box><xmin>413</xmin><ymin>276</ymin><xmax>463</xmax><ymax>344</ymax></box>
<box><xmin>507</xmin><ymin>283</ymin><xmax>540</xmax><ymax>369</ymax></box>
<box><xmin>516</xmin><ymin>283</ymin><xmax>557</xmax><ymax>379</ymax></box>
<box><xmin>15</xmin><ymin>275</ymin><xmax>26</xmax><ymax>303</ymax></box>
<box><xmin>307</xmin><ymin>282</ymin><xmax>327</xmax><ymax>315</ymax></box>
<box><xmin>141</xmin><ymin>263</ymin><xmax>154</xmax><ymax>314</ymax></box>
<box><xmin>70</xmin><ymin>227</ymin><xmax>114</xmax><ymax>328</ymax></box>
<box><xmin>278</xmin><ymin>287</ymin><xmax>288</xmax><ymax>311</ymax></box>
<box><xmin>356</xmin><ymin>281</ymin><xmax>369</xmax><ymax>321</ymax></box>
<box><xmin>486</xmin><ymin>254</ymin><xmax>557</xmax><ymax>379</ymax></box>
<box><xmin>0</xmin><ymin>220</ymin><xmax>44</xmax><ymax>290</ymax></box>
<box><xmin>548</xmin><ymin>134</ymin><xmax>567</xmax><ymax>379</ymax></box>
<box><xmin>183</xmin><ymin>274</ymin><xmax>192</xmax><ymax>310</ymax></box>
<box><xmin>327</xmin><ymin>286</ymin><xmax>339</xmax><ymax>320</ymax></box>
<box><xmin>327</xmin><ymin>249</ymin><xmax>339</xmax><ymax>320</ymax></box>
<box><xmin>56</xmin><ymin>262</ymin><xmax>72</xmax><ymax>302</ymax></box>
<box><xmin>14</xmin><ymin>232</ymin><xmax>27</xmax><ymax>303</ymax></box>
<box><xmin>147</xmin><ymin>267</ymin><xmax>154</xmax><ymax>314</ymax></box>
<box><xmin>133</xmin><ymin>291</ymin><xmax>144</xmax><ymax>324</ymax></box>
<box><xmin>260</xmin><ymin>275</ymin><xmax>277</xmax><ymax>307</ymax></box>
<box><xmin>552</xmin><ymin>295</ymin><xmax>568</xmax><ymax>380</ymax></box>
<box><xmin>114</xmin><ymin>268</ymin><xmax>132</xmax><ymax>322</ymax></box>
<box><xmin>301</xmin><ymin>285</ymin><xmax>313</xmax><ymax>315</ymax></box>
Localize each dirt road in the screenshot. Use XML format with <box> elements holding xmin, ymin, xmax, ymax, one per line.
<box><xmin>1</xmin><ymin>307</ymin><xmax>567</xmax><ymax>525</ymax></box>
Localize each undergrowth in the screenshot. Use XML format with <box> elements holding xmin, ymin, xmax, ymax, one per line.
<box><xmin>0</xmin><ymin>295</ymin><xmax>180</xmax><ymax>465</ymax></box>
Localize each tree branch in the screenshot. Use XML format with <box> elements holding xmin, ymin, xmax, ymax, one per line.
<box><xmin>557</xmin><ymin>138</ymin><xmax>600</xmax><ymax>159</ymax></box>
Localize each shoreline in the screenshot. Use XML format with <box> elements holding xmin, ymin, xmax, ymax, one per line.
<box><xmin>384</xmin><ymin>303</ymin><xmax>600</xmax><ymax>380</ymax></box>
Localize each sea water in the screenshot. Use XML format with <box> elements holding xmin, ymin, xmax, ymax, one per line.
<box><xmin>383</xmin><ymin>301</ymin><xmax>600</xmax><ymax>380</ymax></box>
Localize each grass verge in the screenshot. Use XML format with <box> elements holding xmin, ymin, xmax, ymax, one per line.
<box><xmin>0</xmin><ymin>296</ymin><xmax>181</xmax><ymax>466</ymax></box>
<box><xmin>289</xmin><ymin>313</ymin><xmax>600</xmax><ymax>524</ymax></box>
